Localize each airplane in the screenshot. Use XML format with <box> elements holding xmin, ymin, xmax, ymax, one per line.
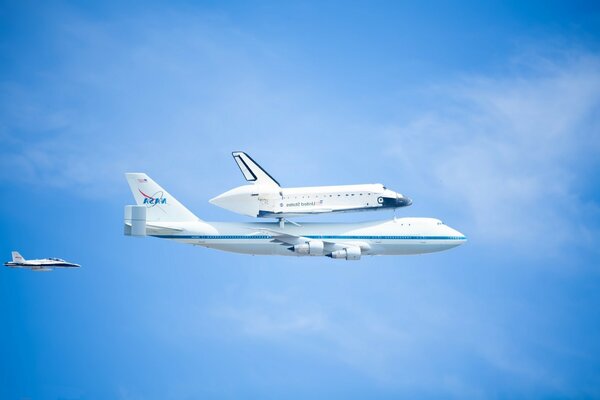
<box><xmin>124</xmin><ymin>173</ymin><xmax>466</xmax><ymax>260</ymax></box>
<box><xmin>209</xmin><ymin>152</ymin><xmax>412</xmax><ymax>223</ymax></box>
<box><xmin>4</xmin><ymin>251</ymin><xmax>80</xmax><ymax>272</ymax></box>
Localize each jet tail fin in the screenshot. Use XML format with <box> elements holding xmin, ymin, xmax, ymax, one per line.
<box><xmin>12</xmin><ymin>251</ymin><xmax>24</xmax><ymax>263</ymax></box>
<box><xmin>124</xmin><ymin>173</ymin><xmax>200</xmax><ymax>222</ymax></box>
<box><xmin>232</xmin><ymin>152</ymin><xmax>280</xmax><ymax>188</ymax></box>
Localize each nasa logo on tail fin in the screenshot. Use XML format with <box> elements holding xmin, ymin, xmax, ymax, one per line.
<box><xmin>232</xmin><ymin>152</ymin><xmax>280</xmax><ymax>188</ymax></box>
<box><xmin>124</xmin><ymin>173</ymin><xmax>199</xmax><ymax>222</ymax></box>
<box><xmin>138</xmin><ymin>189</ymin><xmax>167</xmax><ymax>207</ymax></box>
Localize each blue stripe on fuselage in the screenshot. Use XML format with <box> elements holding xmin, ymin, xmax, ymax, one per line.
<box><xmin>149</xmin><ymin>235</ymin><xmax>467</xmax><ymax>240</ymax></box>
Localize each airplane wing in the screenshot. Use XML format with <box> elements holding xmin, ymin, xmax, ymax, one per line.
<box><xmin>250</xmin><ymin>228</ymin><xmax>338</xmax><ymax>249</ymax></box>
<box><xmin>263</xmin><ymin>230</ymin><xmax>310</xmax><ymax>246</ymax></box>
<box><xmin>249</xmin><ymin>228</ymin><xmax>371</xmax><ymax>256</ymax></box>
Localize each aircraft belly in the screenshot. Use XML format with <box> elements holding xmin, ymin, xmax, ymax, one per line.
<box><xmin>203</xmin><ymin>242</ymin><xmax>293</xmax><ymax>256</ymax></box>
<box><xmin>152</xmin><ymin>218</ymin><xmax>467</xmax><ymax>258</ymax></box>
<box><xmin>203</xmin><ymin>241</ymin><xmax>461</xmax><ymax>256</ymax></box>
<box><xmin>376</xmin><ymin>240</ymin><xmax>464</xmax><ymax>255</ymax></box>
<box><xmin>165</xmin><ymin>236</ymin><xmax>464</xmax><ymax>256</ymax></box>
<box><xmin>170</xmin><ymin>238</ymin><xmax>290</xmax><ymax>256</ymax></box>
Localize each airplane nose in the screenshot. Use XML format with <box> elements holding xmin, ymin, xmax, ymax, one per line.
<box><xmin>452</xmin><ymin>228</ymin><xmax>467</xmax><ymax>243</ymax></box>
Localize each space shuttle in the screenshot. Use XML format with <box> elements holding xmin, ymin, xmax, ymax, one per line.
<box><xmin>209</xmin><ymin>152</ymin><xmax>412</xmax><ymax>219</ymax></box>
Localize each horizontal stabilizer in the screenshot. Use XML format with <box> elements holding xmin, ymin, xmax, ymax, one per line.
<box><xmin>146</xmin><ymin>223</ymin><xmax>184</xmax><ymax>232</ymax></box>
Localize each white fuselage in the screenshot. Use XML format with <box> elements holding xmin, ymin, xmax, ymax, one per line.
<box><xmin>4</xmin><ymin>258</ymin><xmax>80</xmax><ymax>269</ymax></box>
<box><xmin>144</xmin><ymin>217</ymin><xmax>466</xmax><ymax>257</ymax></box>
<box><xmin>210</xmin><ymin>183</ymin><xmax>412</xmax><ymax>218</ymax></box>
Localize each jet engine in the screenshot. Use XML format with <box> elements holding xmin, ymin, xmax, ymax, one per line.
<box><xmin>124</xmin><ymin>205</ymin><xmax>147</xmax><ymax>236</ymax></box>
<box><xmin>290</xmin><ymin>240</ymin><xmax>324</xmax><ymax>256</ymax></box>
<box><xmin>328</xmin><ymin>246</ymin><xmax>361</xmax><ymax>260</ymax></box>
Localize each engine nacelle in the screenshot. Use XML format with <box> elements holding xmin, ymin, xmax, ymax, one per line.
<box><xmin>328</xmin><ymin>246</ymin><xmax>361</xmax><ymax>260</ymax></box>
<box><xmin>291</xmin><ymin>240</ymin><xmax>324</xmax><ymax>256</ymax></box>
<box><xmin>124</xmin><ymin>205</ymin><xmax>147</xmax><ymax>236</ymax></box>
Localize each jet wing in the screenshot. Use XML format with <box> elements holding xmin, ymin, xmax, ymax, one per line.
<box><xmin>31</xmin><ymin>267</ymin><xmax>53</xmax><ymax>272</ymax></box>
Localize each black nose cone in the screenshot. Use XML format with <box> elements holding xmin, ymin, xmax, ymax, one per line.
<box><xmin>396</xmin><ymin>197</ymin><xmax>412</xmax><ymax>207</ymax></box>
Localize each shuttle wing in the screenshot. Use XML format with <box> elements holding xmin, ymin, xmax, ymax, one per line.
<box><xmin>301</xmin><ymin>208</ymin><xmax>333</xmax><ymax>213</ymax></box>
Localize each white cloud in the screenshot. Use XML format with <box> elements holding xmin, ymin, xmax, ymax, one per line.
<box><xmin>213</xmin><ymin>298</ymin><xmax>411</xmax><ymax>382</ymax></box>
<box><xmin>212</xmin><ymin>286</ymin><xmax>571</xmax><ymax>396</ymax></box>
<box><xmin>385</xmin><ymin>51</ymin><xmax>600</xmax><ymax>252</ymax></box>
<box><xmin>0</xmin><ymin>10</ymin><xmax>299</xmax><ymax>198</ymax></box>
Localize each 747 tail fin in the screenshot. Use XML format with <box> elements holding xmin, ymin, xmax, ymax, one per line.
<box><xmin>125</xmin><ymin>173</ymin><xmax>200</xmax><ymax>222</ymax></box>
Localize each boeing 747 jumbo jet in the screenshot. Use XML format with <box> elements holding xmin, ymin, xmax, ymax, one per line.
<box><xmin>4</xmin><ymin>251</ymin><xmax>80</xmax><ymax>272</ymax></box>
<box><xmin>125</xmin><ymin>173</ymin><xmax>466</xmax><ymax>260</ymax></box>
<box><xmin>209</xmin><ymin>152</ymin><xmax>412</xmax><ymax>220</ymax></box>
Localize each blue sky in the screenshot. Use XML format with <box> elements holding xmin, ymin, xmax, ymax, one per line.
<box><xmin>1</xmin><ymin>1</ymin><xmax>600</xmax><ymax>398</ymax></box>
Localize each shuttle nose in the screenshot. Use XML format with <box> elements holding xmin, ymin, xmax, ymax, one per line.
<box><xmin>396</xmin><ymin>195</ymin><xmax>412</xmax><ymax>207</ymax></box>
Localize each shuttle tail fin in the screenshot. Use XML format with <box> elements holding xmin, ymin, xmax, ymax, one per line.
<box><xmin>12</xmin><ymin>251</ymin><xmax>24</xmax><ymax>263</ymax></box>
<box><xmin>232</xmin><ymin>151</ymin><xmax>280</xmax><ymax>188</ymax></box>
<box><xmin>124</xmin><ymin>173</ymin><xmax>200</xmax><ymax>222</ymax></box>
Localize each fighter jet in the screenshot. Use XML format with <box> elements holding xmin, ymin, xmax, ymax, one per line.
<box><xmin>4</xmin><ymin>251</ymin><xmax>80</xmax><ymax>272</ymax></box>
<box><xmin>209</xmin><ymin>152</ymin><xmax>412</xmax><ymax>221</ymax></box>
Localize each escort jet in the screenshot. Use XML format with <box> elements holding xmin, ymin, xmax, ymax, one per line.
<box><xmin>209</xmin><ymin>152</ymin><xmax>412</xmax><ymax>222</ymax></box>
<box><xmin>4</xmin><ymin>251</ymin><xmax>80</xmax><ymax>272</ymax></box>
